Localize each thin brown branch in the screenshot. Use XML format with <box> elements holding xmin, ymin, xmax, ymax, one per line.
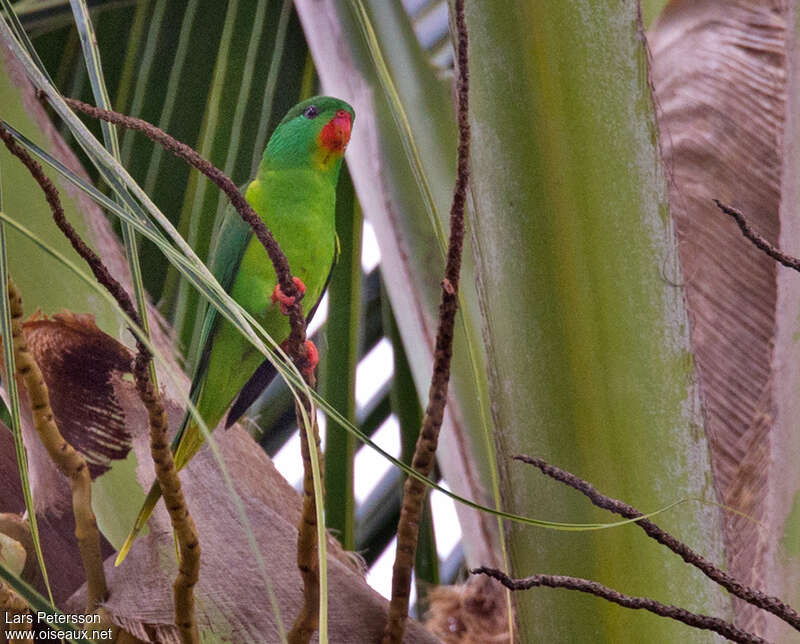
<box><xmin>132</xmin><ymin>350</ymin><xmax>199</xmax><ymax>643</ymax></box>
<box><xmin>288</xmin><ymin>392</ymin><xmax>322</xmax><ymax>644</ymax></box>
<box><xmin>514</xmin><ymin>454</ymin><xmax>800</xmax><ymax>632</ymax></box>
<box><xmin>383</xmin><ymin>1</ymin><xmax>470</xmax><ymax>641</ymax></box>
<box><xmin>471</xmin><ymin>567</ymin><xmax>768</xmax><ymax>644</ymax></box>
<box><xmin>8</xmin><ymin>279</ymin><xmax>107</xmax><ymax>610</ymax></box>
<box><xmin>0</xmin><ymin>125</ymin><xmax>199</xmax><ymax>643</ymax></box>
<box><xmin>714</xmin><ymin>200</ymin><xmax>800</xmax><ymax>272</ymax></box>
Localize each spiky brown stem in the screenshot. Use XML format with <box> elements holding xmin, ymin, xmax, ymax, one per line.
<box><xmin>8</xmin><ymin>280</ymin><xmax>107</xmax><ymax>611</ymax></box>
<box><xmin>133</xmin><ymin>351</ymin><xmax>199</xmax><ymax>643</ymax></box>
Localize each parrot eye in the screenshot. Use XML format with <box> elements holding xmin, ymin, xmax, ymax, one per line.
<box><xmin>303</xmin><ymin>105</ymin><xmax>319</xmax><ymax>119</ymax></box>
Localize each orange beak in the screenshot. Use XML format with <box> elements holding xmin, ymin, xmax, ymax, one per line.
<box><xmin>319</xmin><ymin>109</ymin><xmax>352</xmax><ymax>154</ymax></box>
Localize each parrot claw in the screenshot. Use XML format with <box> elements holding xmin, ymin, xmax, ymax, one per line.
<box><xmin>271</xmin><ymin>277</ymin><xmax>306</xmax><ymax>315</ymax></box>
<box><xmin>301</xmin><ymin>340</ymin><xmax>319</xmax><ymax>377</ymax></box>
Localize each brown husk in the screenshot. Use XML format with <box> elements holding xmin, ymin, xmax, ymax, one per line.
<box><xmin>650</xmin><ymin>0</ymin><xmax>787</xmax><ymax>636</ymax></box>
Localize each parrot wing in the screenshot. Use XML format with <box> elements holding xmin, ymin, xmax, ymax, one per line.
<box><xmin>224</xmin><ymin>232</ymin><xmax>340</xmax><ymax>429</ymax></box>
<box><xmin>172</xmin><ymin>203</ymin><xmax>253</xmax><ymax>450</ymax></box>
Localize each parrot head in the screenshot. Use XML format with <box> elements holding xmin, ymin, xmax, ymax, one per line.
<box><xmin>265</xmin><ymin>96</ymin><xmax>355</xmax><ymax>174</ymax></box>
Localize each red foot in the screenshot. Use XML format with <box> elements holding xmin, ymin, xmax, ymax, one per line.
<box><xmin>271</xmin><ymin>277</ymin><xmax>306</xmax><ymax>315</ymax></box>
<box><xmin>301</xmin><ymin>340</ymin><xmax>319</xmax><ymax>377</ymax></box>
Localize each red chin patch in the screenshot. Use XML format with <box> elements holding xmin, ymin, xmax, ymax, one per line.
<box><xmin>319</xmin><ymin>109</ymin><xmax>352</xmax><ymax>153</ymax></box>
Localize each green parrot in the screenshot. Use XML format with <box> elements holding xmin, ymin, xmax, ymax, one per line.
<box><xmin>116</xmin><ymin>96</ymin><xmax>354</xmax><ymax>565</ymax></box>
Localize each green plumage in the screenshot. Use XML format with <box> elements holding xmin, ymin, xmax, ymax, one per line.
<box><xmin>116</xmin><ymin>96</ymin><xmax>354</xmax><ymax>564</ymax></box>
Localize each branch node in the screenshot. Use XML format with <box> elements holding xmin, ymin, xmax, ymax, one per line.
<box><xmin>471</xmin><ymin>567</ymin><xmax>767</xmax><ymax>644</ymax></box>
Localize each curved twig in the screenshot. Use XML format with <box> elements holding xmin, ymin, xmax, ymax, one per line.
<box><xmin>472</xmin><ymin>567</ymin><xmax>768</xmax><ymax>644</ymax></box>
<box><xmin>714</xmin><ymin>200</ymin><xmax>800</xmax><ymax>272</ymax></box>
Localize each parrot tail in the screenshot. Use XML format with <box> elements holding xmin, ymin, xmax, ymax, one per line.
<box><xmin>114</xmin><ymin>481</ymin><xmax>163</xmax><ymax>566</ymax></box>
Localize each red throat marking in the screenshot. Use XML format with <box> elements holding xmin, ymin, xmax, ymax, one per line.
<box><xmin>319</xmin><ymin>110</ymin><xmax>352</xmax><ymax>153</ymax></box>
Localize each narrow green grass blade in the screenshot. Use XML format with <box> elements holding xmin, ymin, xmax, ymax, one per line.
<box><xmin>0</xmin><ymin>0</ymin><xmax>54</xmax><ymax>84</ymax></box>
<box><xmin>157</xmin><ymin>0</ymin><xmax>235</xmax><ymax>320</ymax></box>
<box><xmin>414</xmin><ymin>501</ymin><xmax>437</xmax><ymax>615</ymax></box>
<box><xmin>348</xmin><ymin>0</ymin><xmax>443</xmax><ymax>252</ymax></box>
<box><xmin>0</xmin><ymin>180</ymin><xmax>53</xmax><ymax>605</ymax></box>
<box><xmin>322</xmin><ymin>168</ymin><xmax>361</xmax><ymax>550</ymax></box>
<box><xmin>146</xmin><ymin>0</ymin><xmax>258</xmax><ymax>305</ymax></box>
<box><xmin>186</xmin><ymin>0</ymin><xmax>270</xmax><ymax>371</ymax></box>
<box><xmin>69</xmin><ymin>0</ymin><xmax>119</xmax><ymax>155</ymax></box>
<box><xmin>299</xmin><ymin>51</ymin><xmax>316</xmax><ymax>101</ymax></box>
<box><xmin>211</xmin><ymin>0</ymin><xmax>268</xmax><ymax>236</ymax></box>
<box><xmin>54</xmin><ymin>29</ymin><xmax>81</xmax><ymax>102</ymax></box>
<box><xmin>69</xmin><ymin>0</ymin><xmax>158</xmax><ymax>388</ymax></box>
